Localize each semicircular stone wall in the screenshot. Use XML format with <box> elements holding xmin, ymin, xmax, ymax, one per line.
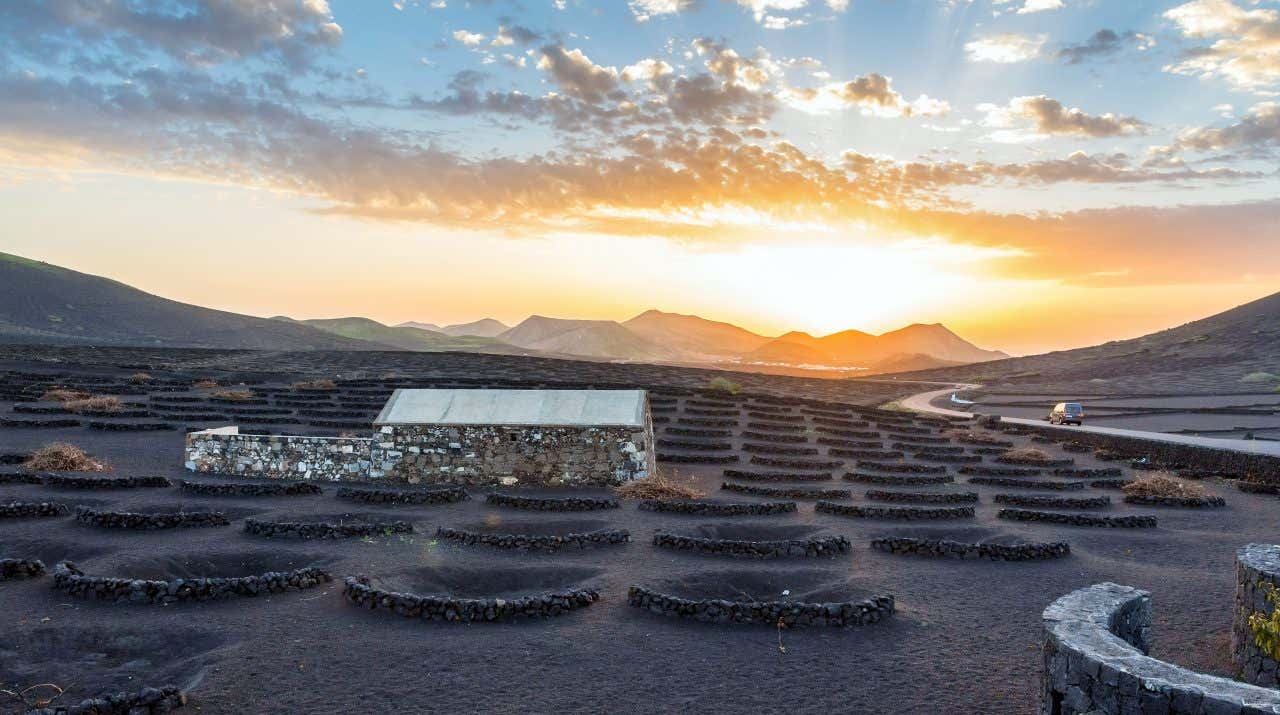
<box><xmin>1041</xmin><ymin>581</ymin><xmax>1280</xmax><ymax>714</ymax></box>
<box><xmin>1234</xmin><ymin>543</ymin><xmax>1280</xmax><ymax>688</ymax></box>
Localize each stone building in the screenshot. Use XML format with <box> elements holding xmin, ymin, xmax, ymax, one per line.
<box><xmin>184</xmin><ymin>388</ymin><xmax>655</xmax><ymax>487</ymax></box>
<box><xmin>371</xmin><ymin>389</ymin><xmax>655</xmax><ymax>487</ymax></box>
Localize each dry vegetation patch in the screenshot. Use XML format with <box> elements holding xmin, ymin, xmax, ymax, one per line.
<box><xmin>999</xmin><ymin>447</ymin><xmax>1053</xmax><ymax>463</ymax></box>
<box><xmin>212</xmin><ymin>389</ymin><xmax>255</xmax><ymax>401</ymax></box>
<box><xmin>128</xmin><ymin>372</ymin><xmax>153</xmax><ymax>383</ymax></box>
<box><xmin>614</xmin><ymin>471</ymin><xmax>705</xmax><ymax>501</ymax></box>
<box><xmin>944</xmin><ymin>429</ymin><xmax>1006</xmax><ymax>445</ymax></box>
<box><xmin>1123</xmin><ymin>473</ymin><xmax>1206</xmax><ymax>499</ymax></box>
<box><xmin>24</xmin><ymin>443</ymin><xmax>109</xmax><ymax>472</ymax></box>
<box><xmin>292</xmin><ymin>379</ymin><xmax>337</xmax><ymax>391</ymax></box>
<box><xmin>40</xmin><ymin>388</ymin><xmax>91</xmax><ymax>403</ymax></box>
<box><xmin>192</xmin><ymin>378</ymin><xmax>219</xmax><ymax>389</ymax></box>
<box><xmin>63</xmin><ymin>396</ymin><xmax>122</xmax><ymax>413</ymax></box>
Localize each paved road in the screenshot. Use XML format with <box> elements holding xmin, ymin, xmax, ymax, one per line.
<box><xmin>900</xmin><ymin>384</ymin><xmax>1280</xmax><ymax>458</ymax></box>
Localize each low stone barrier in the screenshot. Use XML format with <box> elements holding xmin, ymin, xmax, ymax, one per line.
<box><xmin>657</xmin><ymin>439</ymin><xmax>732</xmax><ymax>451</ymax></box>
<box><xmin>864</xmin><ymin>489</ymin><xmax>978</xmax><ymax>504</ymax></box>
<box><xmin>751</xmin><ymin>456</ymin><xmax>842</xmax><ymax>469</ymax></box>
<box><xmin>913</xmin><ymin>453</ymin><xmax>982</xmax><ymax>464</ymax></box>
<box><xmin>43</xmin><ymin>475</ymin><xmax>172</xmax><ymax>490</ymax></box>
<box><xmin>1053</xmin><ymin>468</ymin><xmax>1123</xmax><ymax>478</ymax></box>
<box><xmin>343</xmin><ymin>575</ymin><xmax>599</xmax><ymax>622</ymax></box>
<box><xmin>178</xmin><ymin>479</ymin><xmax>323</xmax><ymax>497</ymax></box>
<box><xmin>52</xmin><ymin>561</ymin><xmax>332</xmax><ymax>603</ymax></box>
<box><xmin>843</xmin><ymin>473</ymin><xmax>954</xmax><ymax>486</ymax></box>
<box><xmin>75</xmin><ymin>506</ymin><xmax>230</xmax><ymax>530</ymax></box>
<box><xmin>627</xmin><ymin>585</ymin><xmax>894</xmax><ymax>628</ymax></box>
<box><xmin>1123</xmin><ymin>494</ymin><xmax>1226</xmax><ymax>508</ymax></box>
<box><xmin>1234</xmin><ymin>543</ymin><xmax>1280</xmax><ymax>687</ymax></box>
<box><xmin>660</xmin><ymin>453</ymin><xmax>739</xmax><ymax>464</ymax></box>
<box><xmin>959</xmin><ymin>466</ymin><xmax>1043</xmax><ymax>477</ymax></box>
<box><xmin>652</xmin><ymin>532</ymin><xmax>851</xmax><ymax>559</ymax></box>
<box><xmin>338</xmin><ymin>486</ymin><xmax>469</xmax><ymax>506</ymax></box>
<box><xmin>29</xmin><ymin>685</ymin><xmax>187</xmax><ymax>715</ymax></box>
<box><xmin>244</xmin><ymin>517</ymin><xmax>413</xmax><ymax>539</ymax></box>
<box><xmin>815</xmin><ymin>501</ymin><xmax>974</xmax><ymax>520</ymax></box>
<box><xmin>1</xmin><ymin>501</ymin><xmax>69</xmax><ymax>519</ymax></box>
<box><xmin>720</xmin><ymin>482</ymin><xmax>852</xmax><ymax>500</ymax></box>
<box><xmin>742</xmin><ymin>443</ymin><xmax>820</xmax><ymax>456</ymax></box>
<box><xmin>637</xmin><ymin>500</ymin><xmax>797</xmax><ymax>516</ymax></box>
<box><xmin>723</xmin><ymin>469</ymin><xmax>832</xmax><ymax>482</ymax></box>
<box><xmin>1042</xmin><ymin>581</ymin><xmax>1280</xmax><ymax>714</ymax></box>
<box><xmin>0</xmin><ymin>558</ymin><xmax>46</xmax><ymax>579</ymax></box>
<box><xmin>1238</xmin><ymin>481</ymin><xmax>1280</xmax><ymax>495</ymax></box>
<box><xmin>994</xmin><ymin>494</ymin><xmax>1110</xmax><ymax>509</ymax></box>
<box><xmin>871</xmin><ymin>537</ymin><xmax>1069</xmax><ymax>561</ymax></box>
<box><xmin>997</xmin><ymin>456</ymin><xmax>1074</xmax><ymax>467</ymax></box>
<box><xmin>87</xmin><ymin>421</ymin><xmax>175</xmax><ymax>431</ymax></box>
<box><xmin>435</xmin><ymin>526</ymin><xmax>629</xmax><ymax>551</ymax></box>
<box><xmin>1090</xmin><ymin>479</ymin><xmax>1133</xmax><ymax>490</ymax></box>
<box><xmin>828</xmin><ymin>448</ymin><xmax>904</xmax><ymax>460</ymax></box>
<box><xmin>999</xmin><ymin>508</ymin><xmax>1156</xmax><ymax>528</ymax></box>
<box><xmin>855</xmin><ymin>461</ymin><xmax>946</xmax><ymax>474</ymax></box>
<box><xmin>0</xmin><ymin>470</ymin><xmax>44</xmax><ymax>485</ymax></box>
<box><xmin>968</xmin><ymin>477</ymin><xmax>1085</xmax><ymax>491</ymax></box>
<box><xmin>484</xmin><ymin>493</ymin><xmax>619</xmax><ymax>511</ymax></box>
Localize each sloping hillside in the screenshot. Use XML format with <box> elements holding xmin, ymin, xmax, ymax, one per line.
<box><xmin>894</xmin><ymin>290</ymin><xmax>1280</xmax><ymax>391</ymax></box>
<box><xmin>278</xmin><ymin>317</ymin><xmax>511</xmax><ymax>352</ymax></box>
<box><xmin>0</xmin><ymin>252</ymin><xmax>376</xmax><ymax>350</ymax></box>
<box><xmin>623</xmin><ymin>310</ymin><xmax>773</xmax><ymax>358</ymax></box>
<box><xmin>745</xmin><ymin>324</ymin><xmax>1006</xmax><ymax>367</ymax></box>
<box><xmin>498</xmin><ymin>316</ymin><xmax>669</xmax><ymax>361</ymax></box>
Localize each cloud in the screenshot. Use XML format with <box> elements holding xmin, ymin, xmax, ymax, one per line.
<box><xmin>0</xmin><ymin>0</ymin><xmax>342</xmax><ymax>68</ymax></box>
<box><xmin>1055</xmin><ymin>29</ymin><xmax>1156</xmax><ymax>65</ymax></box>
<box><xmin>628</xmin><ymin>0</ymin><xmax>695</xmax><ymax>22</ymax></box>
<box><xmin>965</xmin><ymin>33</ymin><xmax>1046</xmax><ymax>63</ymax></box>
<box><xmin>980</xmin><ymin>96</ymin><xmax>1147</xmax><ymax>138</ymax></box>
<box><xmin>1163</xmin><ymin>0</ymin><xmax>1280</xmax><ymax>90</ymax></box>
<box><xmin>1151</xmin><ymin>102</ymin><xmax>1280</xmax><ymax>157</ymax></box>
<box><xmin>1014</xmin><ymin>0</ymin><xmax>1063</xmax><ymax>14</ymax></box>
<box><xmin>536</xmin><ymin>45</ymin><xmax>620</xmax><ymax>103</ymax></box>
<box><xmin>785</xmin><ymin>73</ymin><xmax>950</xmax><ymax>118</ymax></box>
<box><xmin>452</xmin><ymin>30</ymin><xmax>486</xmax><ymax>46</ymax></box>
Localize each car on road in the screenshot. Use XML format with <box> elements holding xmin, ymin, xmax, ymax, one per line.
<box><xmin>1046</xmin><ymin>402</ymin><xmax>1085</xmax><ymax>425</ymax></box>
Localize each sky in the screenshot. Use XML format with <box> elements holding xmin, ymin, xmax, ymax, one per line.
<box><xmin>1</xmin><ymin>0</ymin><xmax>1279</xmax><ymax>356</ymax></box>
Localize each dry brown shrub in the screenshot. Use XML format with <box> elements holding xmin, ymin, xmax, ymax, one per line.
<box><xmin>24</xmin><ymin>442</ymin><xmax>109</xmax><ymax>472</ymax></box>
<box><xmin>212</xmin><ymin>389</ymin><xmax>255</xmax><ymax>401</ymax></box>
<box><xmin>944</xmin><ymin>429</ymin><xmax>1004</xmax><ymax>445</ymax></box>
<box><xmin>614</xmin><ymin>471</ymin><xmax>705</xmax><ymax>501</ymax></box>
<box><xmin>41</xmin><ymin>388</ymin><xmax>91</xmax><ymax>402</ymax></box>
<box><xmin>1123</xmin><ymin>473</ymin><xmax>1206</xmax><ymax>499</ymax></box>
<box><xmin>292</xmin><ymin>379</ymin><xmax>337</xmax><ymax>391</ymax></box>
<box><xmin>128</xmin><ymin>372</ymin><xmax>153</xmax><ymax>383</ymax></box>
<box><xmin>1000</xmin><ymin>446</ymin><xmax>1053</xmax><ymax>463</ymax></box>
<box><xmin>63</xmin><ymin>395</ymin><xmax>122</xmax><ymax>413</ymax></box>
<box><xmin>193</xmin><ymin>378</ymin><xmax>219</xmax><ymax>389</ymax></box>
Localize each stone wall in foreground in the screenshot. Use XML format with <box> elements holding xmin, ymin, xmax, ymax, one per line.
<box><xmin>372</xmin><ymin>421</ymin><xmax>655</xmax><ymax>487</ymax></box>
<box><xmin>1234</xmin><ymin>543</ymin><xmax>1280</xmax><ymax>687</ymax></box>
<box><xmin>185</xmin><ymin>427</ymin><xmax>385</xmax><ymax>481</ymax></box>
<box><xmin>1041</xmin><ymin>581</ymin><xmax>1280</xmax><ymax>714</ymax></box>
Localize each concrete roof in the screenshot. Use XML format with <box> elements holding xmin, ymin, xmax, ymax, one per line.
<box><xmin>374</xmin><ymin>389</ymin><xmax>648</xmax><ymax>427</ymax></box>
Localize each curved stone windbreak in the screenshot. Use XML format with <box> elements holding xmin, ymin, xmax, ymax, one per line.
<box><xmin>994</xmin><ymin>494</ymin><xmax>1110</xmax><ymax>509</ymax></box>
<box><xmin>864</xmin><ymin>489</ymin><xmax>978</xmax><ymax>504</ymax></box>
<box><xmin>968</xmin><ymin>476</ymin><xmax>1085</xmax><ymax>491</ymax></box>
<box><xmin>855</xmin><ymin>461</ymin><xmax>946</xmax><ymax>474</ymax></box>
<box><xmin>178</xmin><ymin>479</ymin><xmax>322</xmax><ymax>497</ymax></box>
<box><xmin>723</xmin><ymin>469</ymin><xmax>832</xmax><ymax>482</ymax></box>
<box><xmin>1123</xmin><ymin>494</ymin><xmax>1226</xmax><ymax>508</ymax></box>
<box><xmin>637</xmin><ymin>499</ymin><xmax>797</xmax><ymax>516</ymax></box>
<box><xmin>828</xmin><ymin>448</ymin><xmax>904</xmax><ymax>460</ymax></box>
<box><xmin>1234</xmin><ymin>543</ymin><xmax>1280</xmax><ymax>688</ymax></box>
<box><xmin>815</xmin><ymin>501</ymin><xmax>974</xmax><ymax>520</ymax></box>
<box><xmin>338</xmin><ymin>486</ymin><xmax>469</xmax><ymax>506</ymax></box>
<box><xmin>29</xmin><ymin>685</ymin><xmax>187</xmax><ymax>715</ymax></box>
<box><xmin>652</xmin><ymin>532</ymin><xmax>851</xmax><ymax>559</ymax></box>
<box><xmin>343</xmin><ymin>575</ymin><xmax>599</xmax><ymax>622</ymax></box>
<box><xmin>999</xmin><ymin>508</ymin><xmax>1156</xmax><ymax>528</ymax></box>
<box><xmin>913</xmin><ymin>453</ymin><xmax>981</xmax><ymax>464</ymax></box>
<box><xmin>485</xmin><ymin>493</ymin><xmax>619</xmax><ymax>512</ymax></box>
<box><xmin>0</xmin><ymin>470</ymin><xmax>45</xmax><ymax>485</ymax></box>
<box><xmin>751</xmin><ymin>456</ymin><xmax>842</xmax><ymax>470</ymax></box>
<box><xmin>627</xmin><ymin>585</ymin><xmax>893</xmax><ymax>628</ymax></box>
<box><xmin>660</xmin><ymin>453</ymin><xmax>739</xmax><ymax>464</ymax></box>
<box><xmin>1053</xmin><ymin>468</ymin><xmax>1123</xmax><ymax>478</ymax></box>
<box><xmin>959</xmin><ymin>466</ymin><xmax>1043</xmax><ymax>477</ymax></box>
<box><xmin>43</xmin><ymin>474</ymin><xmax>172</xmax><ymax>490</ymax></box>
<box><xmin>871</xmin><ymin>537</ymin><xmax>1069</xmax><ymax>561</ymax></box>
<box><xmin>244</xmin><ymin>517</ymin><xmax>413</xmax><ymax>539</ymax></box>
<box><xmin>720</xmin><ymin>482</ymin><xmax>852</xmax><ymax>500</ymax></box>
<box><xmin>52</xmin><ymin>561</ymin><xmax>332</xmax><ymax>603</ymax></box>
<box><xmin>0</xmin><ymin>558</ymin><xmax>46</xmax><ymax>580</ymax></box>
<box><xmin>1042</xmin><ymin>581</ymin><xmax>1280</xmax><ymax>714</ymax></box>
<box><xmin>997</xmin><ymin>456</ymin><xmax>1073</xmax><ymax>468</ymax></box>
<box><xmin>435</xmin><ymin>526</ymin><xmax>628</xmax><ymax>551</ymax></box>
<box><xmin>843</xmin><ymin>473</ymin><xmax>954</xmax><ymax>486</ymax></box>
<box><xmin>1</xmin><ymin>501</ymin><xmax>69</xmax><ymax>519</ymax></box>
<box><xmin>75</xmin><ymin>506</ymin><xmax>230</xmax><ymax>530</ymax></box>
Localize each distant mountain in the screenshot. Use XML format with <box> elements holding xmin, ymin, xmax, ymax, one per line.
<box><xmin>744</xmin><ymin>324</ymin><xmax>1006</xmax><ymax>367</ymax></box>
<box><xmin>0</xmin><ymin>252</ymin><xmax>375</xmax><ymax>350</ymax></box>
<box><xmin>398</xmin><ymin>321</ymin><xmax>443</xmax><ymax>333</ymax></box>
<box><xmin>498</xmin><ymin>316</ymin><xmax>668</xmax><ymax>361</ymax></box>
<box><xmin>868</xmin><ymin>352</ymin><xmax>967</xmax><ymax>374</ymax></box>
<box><xmin>438</xmin><ymin>318</ymin><xmax>509</xmax><ymax>338</ymax></box>
<box><xmin>895</xmin><ymin>289</ymin><xmax>1280</xmax><ymax>390</ymax></box>
<box><xmin>276</xmin><ymin>317</ymin><xmax>511</xmax><ymax>353</ymax></box>
<box><xmin>623</xmin><ymin>309</ymin><xmax>772</xmax><ymax>358</ymax></box>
